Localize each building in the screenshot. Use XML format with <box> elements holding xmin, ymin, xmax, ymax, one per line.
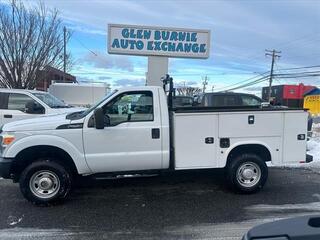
<box><xmin>36</xmin><ymin>66</ymin><xmax>77</xmax><ymax>91</ymax></box>
<box><xmin>262</xmin><ymin>84</ymin><xmax>316</xmax><ymax>108</ymax></box>
<box><xmin>304</xmin><ymin>88</ymin><xmax>320</xmax><ymax>116</ymax></box>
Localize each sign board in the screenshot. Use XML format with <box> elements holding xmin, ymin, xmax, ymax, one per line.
<box><xmin>108</xmin><ymin>24</ymin><xmax>210</xmax><ymax>59</ymax></box>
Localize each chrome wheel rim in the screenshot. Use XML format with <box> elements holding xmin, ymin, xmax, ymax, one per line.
<box><xmin>29</xmin><ymin>170</ymin><xmax>60</xmax><ymax>199</ymax></box>
<box><xmin>236</xmin><ymin>162</ymin><xmax>261</xmax><ymax>188</ymax></box>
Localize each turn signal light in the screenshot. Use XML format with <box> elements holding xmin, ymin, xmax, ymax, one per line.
<box><xmin>2</xmin><ymin>135</ymin><xmax>15</xmax><ymax>145</ymax></box>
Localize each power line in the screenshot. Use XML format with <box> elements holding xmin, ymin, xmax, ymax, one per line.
<box><xmin>72</xmin><ymin>35</ymin><xmax>98</xmax><ymax>56</ymax></box>
<box><xmin>221</xmin><ymin>76</ymin><xmax>269</xmax><ymax>92</ymax></box>
<box><xmin>275</xmin><ymin>65</ymin><xmax>320</xmax><ymax>71</ymax></box>
<box><xmin>274</xmin><ymin>74</ymin><xmax>320</xmax><ymax>79</ymax></box>
<box><xmin>274</xmin><ymin>70</ymin><xmax>320</xmax><ymax>76</ymax></box>
<box><xmin>213</xmin><ymin>71</ymin><xmax>270</xmax><ymax>92</ymax></box>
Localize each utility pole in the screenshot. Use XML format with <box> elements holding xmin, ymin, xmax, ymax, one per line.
<box><xmin>265</xmin><ymin>49</ymin><xmax>281</xmax><ymax>102</ymax></box>
<box><xmin>63</xmin><ymin>26</ymin><xmax>67</xmax><ymax>82</ymax></box>
<box><xmin>202</xmin><ymin>75</ymin><xmax>209</xmax><ymax>93</ymax></box>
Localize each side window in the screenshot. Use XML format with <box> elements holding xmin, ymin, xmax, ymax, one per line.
<box><xmin>224</xmin><ymin>95</ymin><xmax>238</xmax><ymax>106</ymax></box>
<box><xmin>211</xmin><ymin>95</ymin><xmax>223</xmax><ymax>107</ymax></box>
<box><xmin>103</xmin><ymin>91</ymin><xmax>153</xmax><ymax>126</ymax></box>
<box><xmin>0</xmin><ymin>93</ymin><xmax>9</xmax><ymax>109</ymax></box>
<box><xmin>8</xmin><ymin>93</ymin><xmax>39</xmax><ymax>113</ymax></box>
<box><xmin>241</xmin><ymin>95</ymin><xmax>261</xmax><ymax>106</ymax></box>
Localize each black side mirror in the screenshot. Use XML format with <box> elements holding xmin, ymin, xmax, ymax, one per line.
<box><xmin>94</xmin><ymin>108</ymin><xmax>105</xmax><ymax>129</ymax></box>
<box><xmin>25</xmin><ymin>101</ymin><xmax>44</xmax><ymax>114</ymax></box>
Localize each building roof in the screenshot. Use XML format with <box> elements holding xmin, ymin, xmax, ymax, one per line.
<box><xmin>304</xmin><ymin>88</ymin><xmax>320</xmax><ymax>96</ymax></box>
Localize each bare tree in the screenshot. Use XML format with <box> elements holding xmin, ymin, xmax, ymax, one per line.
<box><xmin>176</xmin><ymin>87</ymin><xmax>201</xmax><ymax>96</ymax></box>
<box><xmin>0</xmin><ymin>0</ymin><xmax>72</xmax><ymax>89</ymax></box>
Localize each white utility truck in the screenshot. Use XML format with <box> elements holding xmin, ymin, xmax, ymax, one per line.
<box><xmin>0</xmin><ymin>89</ymin><xmax>84</xmax><ymax>125</ymax></box>
<box><xmin>0</xmin><ymin>75</ymin><xmax>312</xmax><ymax>205</ymax></box>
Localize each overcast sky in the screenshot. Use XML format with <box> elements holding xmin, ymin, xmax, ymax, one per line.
<box><xmin>7</xmin><ymin>0</ymin><xmax>320</xmax><ymax>91</ymax></box>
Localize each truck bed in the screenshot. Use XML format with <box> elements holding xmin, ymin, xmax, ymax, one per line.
<box><xmin>172</xmin><ymin>107</ymin><xmax>308</xmax><ymax>170</ymax></box>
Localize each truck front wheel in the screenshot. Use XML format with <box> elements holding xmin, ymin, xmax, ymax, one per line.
<box><xmin>226</xmin><ymin>153</ymin><xmax>268</xmax><ymax>193</ymax></box>
<box><xmin>19</xmin><ymin>160</ymin><xmax>72</xmax><ymax>205</ymax></box>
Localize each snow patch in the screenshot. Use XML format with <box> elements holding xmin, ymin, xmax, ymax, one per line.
<box><xmin>307</xmin><ymin>137</ymin><xmax>320</xmax><ymax>162</ymax></box>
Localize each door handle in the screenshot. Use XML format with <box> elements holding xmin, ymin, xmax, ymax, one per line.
<box><xmin>205</xmin><ymin>137</ymin><xmax>214</xmax><ymax>144</ymax></box>
<box><xmin>3</xmin><ymin>114</ymin><xmax>12</xmax><ymax>118</ymax></box>
<box><xmin>151</xmin><ymin>128</ymin><xmax>160</xmax><ymax>139</ymax></box>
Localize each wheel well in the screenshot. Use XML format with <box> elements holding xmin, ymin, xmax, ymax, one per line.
<box><xmin>13</xmin><ymin>145</ymin><xmax>78</xmax><ymax>180</ymax></box>
<box><xmin>227</xmin><ymin>144</ymin><xmax>271</xmax><ymax>166</ymax></box>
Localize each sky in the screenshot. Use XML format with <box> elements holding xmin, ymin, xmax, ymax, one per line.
<box><xmin>3</xmin><ymin>0</ymin><xmax>320</xmax><ymax>93</ymax></box>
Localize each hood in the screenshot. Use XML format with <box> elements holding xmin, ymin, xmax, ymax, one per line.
<box><xmin>2</xmin><ymin>114</ymin><xmax>72</xmax><ymax>132</ymax></box>
<box><xmin>49</xmin><ymin>106</ymin><xmax>87</xmax><ymax>115</ymax></box>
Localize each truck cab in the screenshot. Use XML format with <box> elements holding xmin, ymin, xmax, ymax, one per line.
<box><xmin>0</xmin><ymin>77</ymin><xmax>312</xmax><ymax>205</ymax></box>
<box><xmin>0</xmin><ymin>89</ymin><xmax>83</xmax><ymax>125</ymax></box>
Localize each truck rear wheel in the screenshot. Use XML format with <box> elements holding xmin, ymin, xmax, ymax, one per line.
<box><xmin>19</xmin><ymin>160</ymin><xmax>72</xmax><ymax>206</ymax></box>
<box><xmin>226</xmin><ymin>153</ymin><xmax>268</xmax><ymax>193</ymax></box>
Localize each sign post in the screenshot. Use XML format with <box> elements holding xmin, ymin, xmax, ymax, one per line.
<box><xmin>108</xmin><ymin>24</ymin><xmax>211</xmax><ymax>86</ymax></box>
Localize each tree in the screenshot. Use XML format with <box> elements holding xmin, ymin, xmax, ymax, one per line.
<box><xmin>0</xmin><ymin>0</ymin><xmax>72</xmax><ymax>89</ymax></box>
<box><xmin>176</xmin><ymin>87</ymin><xmax>201</xmax><ymax>96</ymax></box>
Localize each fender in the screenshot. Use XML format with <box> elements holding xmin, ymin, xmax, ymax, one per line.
<box><xmin>4</xmin><ymin>135</ymin><xmax>92</xmax><ymax>174</ymax></box>
<box><xmin>219</xmin><ymin>139</ymin><xmax>278</xmax><ymax>167</ymax></box>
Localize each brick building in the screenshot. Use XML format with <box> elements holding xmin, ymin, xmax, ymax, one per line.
<box><xmin>262</xmin><ymin>83</ymin><xmax>316</xmax><ymax>108</ymax></box>
<box><xmin>36</xmin><ymin>66</ymin><xmax>76</xmax><ymax>91</ymax></box>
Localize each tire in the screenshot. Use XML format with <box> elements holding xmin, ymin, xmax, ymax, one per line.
<box><xmin>226</xmin><ymin>153</ymin><xmax>268</xmax><ymax>194</ymax></box>
<box><xmin>19</xmin><ymin>160</ymin><xmax>72</xmax><ymax>206</ymax></box>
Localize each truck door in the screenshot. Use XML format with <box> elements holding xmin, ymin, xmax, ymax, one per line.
<box><xmin>83</xmin><ymin>90</ymin><xmax>163</xmax><ymax>173</ymax></box>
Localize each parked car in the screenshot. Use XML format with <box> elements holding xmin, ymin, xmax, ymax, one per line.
<box><xmin>195</xmin><ymin>92</ymin><xmax>263</xmax><ymax>107</ymax></box>
<box><xmin>243</xmin><ymin>215</ymin><xmax>320</xmax><ymax>239</ymax></box>
<box><xmin>172</xmin><ymin>95</ymin><xmax>194</xmax><ymax>107</ymax></box>
<box><xmin>0</xmin><ymin>76</ymin><xmax>311</xmax><ymax>205</ymax></box>
<box><xmin>0</xmin><ymin>89</ymin><xmax>83</xmax><ymax>125</ymax></box>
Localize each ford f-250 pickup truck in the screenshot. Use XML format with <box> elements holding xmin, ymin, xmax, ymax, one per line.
<box><xmin>0</xmin><ymin>75</ymin><xmax>313</xmax><ymax>205</ymax></box>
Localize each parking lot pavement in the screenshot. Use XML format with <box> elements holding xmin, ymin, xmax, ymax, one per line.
<box><xmin>0</xmin><ymin>167</ymin><xmax>320</xmax><ymax>239</ymax></box>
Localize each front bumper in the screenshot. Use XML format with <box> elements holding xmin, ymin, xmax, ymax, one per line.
<box><xmin>0</xmin><ymin>157</ymin><xmax>13</xmax><ymax>179</ymax></box>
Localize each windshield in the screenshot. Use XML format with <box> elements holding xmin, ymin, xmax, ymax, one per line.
<box><xmin>66</xmin><ymin>90</ymin><xmax>118</xmax><ymax>120</ymax></box>
<box><xmin>32</xmin><ymin>92</ymin><xmax>68</xmax><ymax>108</ymax></box>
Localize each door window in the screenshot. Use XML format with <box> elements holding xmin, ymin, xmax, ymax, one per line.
<box><xmin>211</xmin><ymin>95</ymin><xmax>238</xmax><ymax>107</ymax></box>
<box><xmin>103</xmin><ymin>91</ymin><xmax>153</xmax><ymax>126</ymax></box>
<box><xmin>241</xmin><ymin>95</ymin><xmax>261</xmax><ymax>106</ymax></box>
<box><xmin>8</xmin><ymin>93</ymin><xmax>41</xmax><ymax>113</ymax></box>
<box><xmin>0</xmin><ymin>93</ymin><xmax>9</xmax><ymax>109</ymax></box>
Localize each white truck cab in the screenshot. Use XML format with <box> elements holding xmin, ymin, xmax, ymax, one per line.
<box><xmin>0</xmin><ymin>88</ymin><xmax>83</xmax><ymax>125</ymax></box>
<box><xmin>0</xmin><ymin>76</ymin><xmax>313</xmax><ymax>205</ymax></box>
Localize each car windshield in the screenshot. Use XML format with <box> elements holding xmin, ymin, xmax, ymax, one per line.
<box><xmin>32</xmin><ymin>92</ymin><xmax>68</xmax><ymax>108</ymax></box>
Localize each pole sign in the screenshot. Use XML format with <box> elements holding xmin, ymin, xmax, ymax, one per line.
<box><xmin>108</xmin><ymin>24</ymin><xmax>210</xmax><ymax>59</ymax></box>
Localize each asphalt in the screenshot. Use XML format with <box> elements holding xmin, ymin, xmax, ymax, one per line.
<box><xmin>0</xmin><ymin>167</ymin><xmax>320</xmax><ymax>239</ymax></box>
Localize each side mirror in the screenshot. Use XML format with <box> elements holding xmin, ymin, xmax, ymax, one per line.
<box><xmin>25</xmin><ymin>101</ymin><xmax>44</xmax><ymax>114</ymax></box>
<box><xmin>94</xmin><ymin>108</ymin><xmax>105</xmax><ymax>129</ymax></box>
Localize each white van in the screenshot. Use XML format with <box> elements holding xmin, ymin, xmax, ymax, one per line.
<box><xmin>0</xmin><ymin>89</ymin><xmax>83</xmax><ymax>125</ymax></box>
